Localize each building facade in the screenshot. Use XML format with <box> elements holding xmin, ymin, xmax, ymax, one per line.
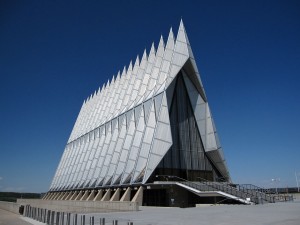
<box><xmin>44</xmin><ymin>21</ymin><xmax>231</xmax><ymax>206</ymax></box>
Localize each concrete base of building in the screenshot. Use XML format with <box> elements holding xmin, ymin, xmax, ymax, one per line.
<box><xmin>17</xmin><ymin>199</ymin><xmax>138</xmax><ymax>213</ymax></box>
<box><xmin>43</xmin><ymin>186</ymin><xmax>144</xmax><ymax>207</ymax></box>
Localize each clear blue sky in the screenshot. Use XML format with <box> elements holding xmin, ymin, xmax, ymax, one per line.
<box><xmin>0</xmin><ymin>0</ymin><xmax>299</xmax><ymax>193</ymax></box>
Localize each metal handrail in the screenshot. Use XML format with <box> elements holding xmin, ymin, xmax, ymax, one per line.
<box><xmin>195</xmin><ymin>177</ymin><xmax>263</xmax><ymax>203</ymax></box>
<box><xmin>156</xmin><ymin>175</ymin><xmax>252</xmax><ymax>202</ymax></box>
<box><xmin>155</xmin><ymin>175</ymin><xmax>276</xmax><ymax>204</ymax></box>
<box><xmin>200</xmin><ymin>177</ymin><xmax>278</xmax><ymax>203</ymax></box>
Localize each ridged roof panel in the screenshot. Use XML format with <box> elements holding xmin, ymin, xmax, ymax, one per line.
<box><xmin>67</xmin><ymin>20</ymin><xmax>201</xmax><ymax>143</ymax></box>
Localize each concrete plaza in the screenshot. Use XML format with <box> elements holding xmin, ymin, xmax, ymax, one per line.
<box><xmin>1</xmin><ymin>196</ymin><xmax>300</xmax><ymax>225</ymax></box>
<box><xmin>87</xmin><ymin>198</ymin><xmax>300</xmax><ymax>225</ymax></box>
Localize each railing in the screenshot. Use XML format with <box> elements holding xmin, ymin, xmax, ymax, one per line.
<box><xmin>236</xmin><ymin>184</ymin><xmax>272</xmax><ymax>194</ymax></box>
<box><xmin>196</xmin><ymin>177</ymin><xmax>269</xmax><ymax>204</ymax></box>
<box><xmin>155</xmin><ymin>175</ymin><xmax>279</xmax><ymax>204</ymax></box>
<box><xmin>236</xmin><ymin>184</ymin><xmax>293</xmax><ymax>203</ymax></box>
<box><xmin>232</xmin><ymin>183</ymin><xmax>275</xmax><ymax>203</ymax></box>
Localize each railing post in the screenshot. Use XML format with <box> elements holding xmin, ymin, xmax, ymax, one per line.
<box><xmin>113</xmin><ymin>220</ymin><xmax>118</xmax><ymax>225</ymax></box>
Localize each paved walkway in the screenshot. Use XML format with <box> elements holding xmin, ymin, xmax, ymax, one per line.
<box><xmin>0</xmin><ymin>209</ymin><xmax>44</xmax><ymax>225</ymax></box>
<box><xmin>2</xmin><ymin>196</ymin><xmax>300</xmax><ymax>225</ymax></box>
<box><xmin>0</xmin><ymin>209</ymin><xmax>32</xmax><ymax>225</ymax></box>
<box><xmin>87</xmin><ymin>200</ymin><xmax>300</xmax><ymax>225</ymax></box>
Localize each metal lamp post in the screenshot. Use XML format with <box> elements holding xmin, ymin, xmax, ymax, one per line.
<box><xmin>295</xmin><ymin>172</ymin><xmax>299</xmax><ymax>192</ymax></box>
<box><xmin>271</xmin><ymin>178</ymin><xmax>280</xmax><ymax>194</ymax></box>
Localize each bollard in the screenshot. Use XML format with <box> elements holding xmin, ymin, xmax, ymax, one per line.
<box><xmin>24</xmin><ymin>205</ymin><xmax>27</xmax><ymax>217</ymax></box>
<box><xmin>56</xmin><ymin>212</ymin><xmax>60</xmax><ymax>225</ymax></box>
<box><xmin>113</xmin><ymin>220</ymin><xmax>118</xmax><ymax>225</ymax></box>
<box><xmin>127</xmin><ymin>222</ymin><xmax>133</xmax><ymax>225</ymax></box>
<box><xmin>66</xmin><ymin>213</ymin><xmax>71</xmax><ymax>225</ymax></box>
<box><xmin>41</xmin><ymin>208</ymin><xmax>43</xmax><ymax>222</ymax></box>
<box><xmin>61</xmin><ymin>212</ymin><xmax>65</xmax><ymax>225</ymax></box>
<box><xmin>81</xmin><ymin>215</ymin><xmax>86</xmax><ymax>225</ymax></box>
<box><xmin>44</xmin><ymin>209</ymin><xmax>47</xmax><ymax>223</ymax></box>
<box><xmin>41</xmin><ymin>209</ymin><xmax>43</xmax><ymax>222</ymax></box>
<box><xmin>47</xmin><ymin>210</ymin><xmax>51</xmax><ymax>224</ymax></box>
<box><xmin>73</xmin><ymin>214</ymin><xmax>78</xmax><ymax>225</ymax></box>
<box><xmin>51</xmin><ymin>211</ymin><xmax>55</xmax><ymax>225</ymax></box>
<box><xmin>100</xmin><ymin>218</ymin><xmax>105</xmax><ymax>225</ymax></box>
<box><xmin>90</xmin><ymin>216</ymin><xmax>94</xmax><ymax>225</ymax></box>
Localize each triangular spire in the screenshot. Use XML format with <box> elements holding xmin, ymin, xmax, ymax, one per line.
<box><xmin>132</xmin><ymin>55</ymin><xmax>140</xmax><ymax>75</ymax></box>
<box><xmin>176</xmin><ymin>20</ymin><xmax>207</xmax><ymax>100</ymax></box>
<box><xmin>165</xmin><ymin>27</ymin><xmax>175</xmax><ymax>50</ymax></box>
<box><xmin>177</xmin><ymin>19</ymin><xmax>188</xmax><ymax>42</ymax></box>
<box><xmin>125</xmin><ymin>61</ymin><xmax>133</xmax><ymax>80</ymax></box>
<box><xmin>121</xmin><ymin>66</ymin><xmax>126</xmax><ymax>77</ymax></box>
<box><xmin>134</xmin><ymin>55</ymin><xmax>140</xmax><ymax>67</ymax></box>
<box><xmin>142</xmin><ymin>49</ymin><xmax>147</xmax><ymax>61</ymax></box>
<box><xmin>128</xmin><ymin>61</ymin><xmax>133</xmax><ymax>71</ymax></box>
<box><xmin>148</xmin><ymin>43</ymin><xmax>156</xmax><ymax>63</ymax></box>
<box><xmin>140</xmin><ymin>49</ymin><xmax>148</xmax><ymax>68</ymax></box>
<box><xmin>97</xmin><ymin>86</ymin><xmax>101</xmax><ymax>95</ymax></box>
<box><xmin>175</xmin><ymin>20</ymin><xmax>189</xmax><ymax>56</ymax></box>
<box><xmin>149</xmin><ymin>43</ymin><xmax>156</xmax><ymax>56</ymax></box>
<box><xmin>111</xmin><ymin>75</ymin><xmax>115</xmax><ymax>84</ymax></box>
<box><xmin>156</xmin><ymin>35</ymin><xmax>165</xmax><ymax>57</ymax></box>
<box><xmin>116</xmin><ymin>71</ymin><xmax>121</xmax><ymax>80</ymax></box>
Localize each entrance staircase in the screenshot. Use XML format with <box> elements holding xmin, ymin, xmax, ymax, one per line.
<box><xmin>155</xmin><ymin>176</ymin><xmax>293</xmax><ymax>205</ymax></box>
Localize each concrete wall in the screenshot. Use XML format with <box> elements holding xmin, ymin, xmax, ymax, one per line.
<box><xmin>0</xmin><ymin>201</ymin><xmax>21</xmax><ymax>214</ymax></box>
<box><xmin>17</xmin><ymin>199</ymin><xmax>138</xmax><ymax>213</ymax></box>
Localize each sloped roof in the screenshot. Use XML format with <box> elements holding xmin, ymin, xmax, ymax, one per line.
<box><xmin>68</xmin><ymin>20</ymin><xmax>206</xmax><ymax>143</ymax></box>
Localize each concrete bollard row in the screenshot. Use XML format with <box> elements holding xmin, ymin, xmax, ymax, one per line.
<box><xmin>23</xmin><ymin>206</ymin><xmax>133</xmax><ymax>225</ymax></box>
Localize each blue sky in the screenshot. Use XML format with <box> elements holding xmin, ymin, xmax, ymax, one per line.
<box><xmin>0</xmin><ymin>0</ymin><xmax>299</xmax><ymax>193</ymax></box>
